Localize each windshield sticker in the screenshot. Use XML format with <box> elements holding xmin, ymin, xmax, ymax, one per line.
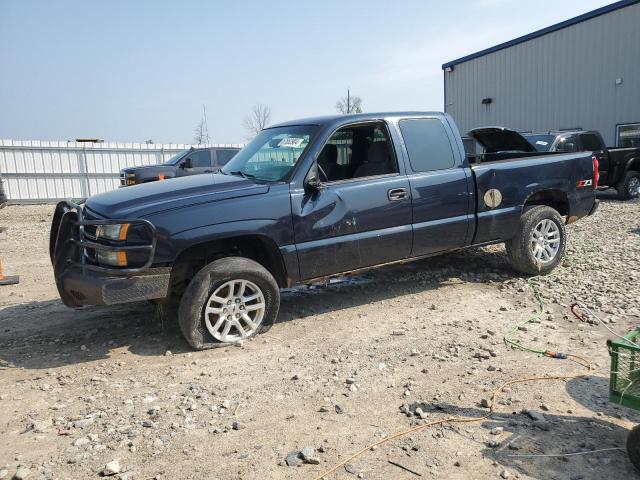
<box><xmin>535</xmin><ymin>141</ymin><xmax>549</xmax><ymax>146</ymax></box>
<box><xmin>278</xmin><ymin>137</ymin><xmax>306</xmax><ymax>148</ymax></box>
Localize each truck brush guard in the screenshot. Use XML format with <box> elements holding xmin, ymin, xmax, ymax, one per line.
<box><xmin>49</xmin><ymin>200</ymin><xmax>170</xmax><ymax>308</ymax></box>
<box><xmin>49</xmin><ymin>200</ymin><xmax>157</xmax><ymax>275</ymax></box>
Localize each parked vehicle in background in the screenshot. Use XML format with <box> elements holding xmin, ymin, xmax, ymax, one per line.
<box><xmin>523</xmin><ymin>130</ymin><xmax>640</xmax><ymax>200</ymax></box>
<box><xmin>50</xmin><ymin>112</ymin><xmax>598</xmax><ymax>350</ymax></box>
<box><xmin>0</xmin><ymin>173</ymin><xmax>7</xmax><ymax>208</ymax></box>
<box><xmin>119</xmin><ymin>146</ymin><xmax>241</xmax><ymax>186</ymax></box>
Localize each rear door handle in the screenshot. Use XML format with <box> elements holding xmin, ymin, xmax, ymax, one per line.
<box><xmin>387</xmin><ymin>188</ymin><xmax>408</xmax><ymax>201</ymax></box>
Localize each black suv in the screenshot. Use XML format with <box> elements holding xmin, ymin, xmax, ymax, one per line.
<box><xmin>120</xmin><ymin>146</ymin><xmax>240</xmax><ymax>187</ymax></box>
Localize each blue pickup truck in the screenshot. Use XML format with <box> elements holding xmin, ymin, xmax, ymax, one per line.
<box><xmin>50</xmin><ymin>112</ymin><xmax>598</xmax><ymax>349</ymax></box>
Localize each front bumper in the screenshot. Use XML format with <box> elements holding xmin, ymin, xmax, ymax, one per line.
<box><xmin>59</xmin><ymin>266</ymin><xmax>170</xmax><ymax>307</ymax></box>
<box><xmin>50</xmin><ymin>200</ymin><xmax>169</xmax><ymax>308</ymax></box>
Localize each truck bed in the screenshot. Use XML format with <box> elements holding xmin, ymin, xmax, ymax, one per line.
<box><xmin>469</xmin><ymin>152</ymin><xmax>596</xmax><ymax>245</ymax></box>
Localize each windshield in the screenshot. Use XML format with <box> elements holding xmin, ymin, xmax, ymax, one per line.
<box><xmin>524</xmin><ymin>134</ymin><xmax>555</xmax><ymax>152</ymax></box>
<box><xmin>221</xmin><ymin>126</ymin><xmax>317</xmax><ymax>182</ymax></box>
<box><xmin>164</xmin><ymin>149</ymin><xmax>190</xmax><ymax>165</ymax></box>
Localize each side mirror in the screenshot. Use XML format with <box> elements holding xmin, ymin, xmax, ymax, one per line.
<box><xmin>181</xmin><ymin>158</ymin><xmax>193</xmax><ymax>169</ymax></box>
<box><xmin>304</xmin><ymin>164</ymin><xmax>324</xmax><ymax>192</ymax></box>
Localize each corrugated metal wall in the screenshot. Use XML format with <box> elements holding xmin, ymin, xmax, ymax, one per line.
<box><xmin>0</xmin><ymin>140</ymin><xmax>243</xmax><ymax>202</ymax></box>
<box><xmin>444</xmin><ymin>2</ymin><xmax>640</xmax><ymax>146</ymax></box>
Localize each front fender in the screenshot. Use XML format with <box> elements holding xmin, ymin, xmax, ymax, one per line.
<box><xmin>166</xmin><ymin>219</ymin><xmax>299</xmax><ymax>286</ymax></box>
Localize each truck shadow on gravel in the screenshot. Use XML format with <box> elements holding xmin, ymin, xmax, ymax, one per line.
<box><xmin>431</xmin><ymin>375</ymin><xmax>640</xmax><ymax>479</ymax></box>
<box><xmin>0</xmin><ymin>246</ymin><xmax>515</xmax><ymax>370</ymax></box>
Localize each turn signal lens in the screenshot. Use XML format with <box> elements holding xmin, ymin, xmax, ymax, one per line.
<box><xmin>96</xmin><ymin>250</ymin><xmax>128</xmax><ymax>267</ymax></box>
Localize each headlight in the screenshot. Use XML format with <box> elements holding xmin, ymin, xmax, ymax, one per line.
<box><xmin>96</xmin><ymin>250</ymin><xmax>127</xmax><ymax>267</ymax></box>
<box><xmin>96</xmin><ymin>223</ymin><xmax>130</xmax><ymax>241</ymax></box>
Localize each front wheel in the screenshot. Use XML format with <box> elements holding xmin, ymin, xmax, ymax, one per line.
<box><xmin>178</xmin><ymin>257</ymin><xmax>280</xmax><ymax>350</ymax></box>
<box><xmin>505</xmin><ymin>205</ymin><xmax>566</xmax><ymax>275</ymax></box>
<box><xmin>616</xmin><ymin>171</ymin><xmax>640</xmax><ymax>200</ymax></box>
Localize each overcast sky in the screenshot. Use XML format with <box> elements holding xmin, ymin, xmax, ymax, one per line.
<box><xmin>0</xmin><ymin>0</ymin><xmax>612</xmax><ymax>144</ymax></box>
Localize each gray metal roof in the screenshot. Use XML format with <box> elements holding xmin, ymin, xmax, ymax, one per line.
<box><xmin>442</xmin><ymin>0</ymin><xmax>640</xmax><ymax>69</ymax></box>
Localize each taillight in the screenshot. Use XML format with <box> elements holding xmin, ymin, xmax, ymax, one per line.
<box><xmin>592</xmin><ymin>155</ymin><xmax>599</xmax><ymax>189</ymax></box>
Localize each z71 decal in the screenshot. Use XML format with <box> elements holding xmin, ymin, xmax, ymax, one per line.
<box><xmin>577</xmin><ymin>179</ymin><xmax>593</xmax><ymax>188</ymax></box>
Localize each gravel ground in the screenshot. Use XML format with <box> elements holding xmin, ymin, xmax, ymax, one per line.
<box><xmin>0</xmin><ymin>195</ymin><xmax>639</xmax><ymax>480</ymax></box>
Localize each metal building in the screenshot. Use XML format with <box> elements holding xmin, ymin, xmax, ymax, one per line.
<box><xmin>443</xmin><ymin>0</ymin><xmax>640</xmax><ymax>148</ymax></box>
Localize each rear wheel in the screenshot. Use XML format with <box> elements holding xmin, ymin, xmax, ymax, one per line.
<box><xmin>616</xmin><ymin>171</ymin><xmax>640</xmax><ymax>200</ymax></box>
<box><xmin>178</xmin><ymin>257</ymin><xmax>279</xmax><ymax>350</ymax></box>
<box><xmin>505</xmin><ymin>206</ymin><xmax>566</xmax><ymax>275</ymax></box>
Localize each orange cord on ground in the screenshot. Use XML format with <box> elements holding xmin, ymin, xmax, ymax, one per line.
<box><xmin>314</xmin><ymin>353</ymin><xmax>592</xmax><ymax>480</ymax></box>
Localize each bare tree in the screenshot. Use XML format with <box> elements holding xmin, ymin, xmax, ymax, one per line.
<box><xmin>336</xmin><ymin>89</ymin><xmax>363</xmax><ymax>114</ymax></box>
<box><xmin>243</xmin><ymin>104</ymin><xmax>272</xmax><ymax>138</ymax></box>
<box><xmin>193</xmin><ymin>105</ymin><xmax>211</xmax><ymax>144</ymax></box>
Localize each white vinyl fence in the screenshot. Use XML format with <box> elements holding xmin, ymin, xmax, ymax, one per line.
<box><xmin>0</xmin><ymin>139</ymin><xmax>243</xmax><ymax>202</ymax></box>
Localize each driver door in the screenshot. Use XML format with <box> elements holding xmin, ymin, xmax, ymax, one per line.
<box><xmin>291</xmin><ymin>121</ymin><xmax>413</xmax><ymax>280</ymax></box>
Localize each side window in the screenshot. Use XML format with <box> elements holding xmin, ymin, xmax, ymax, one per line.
<box><xmin>556</xmin><ymin>136</ymin><xmax>578</xmax><ymax>152</ymax></box>
<box><xmin>216</xmin><ymin>149</ymin><xmax>238</xmax><ymax>166</ymax></box>
<box><xmin>398</xmin><ymin>118</ymin><xmax>455</xmax><ymax>172</ymax></box>
<box><xmin>617</xmin><ymin>123</ymin><xmax>640</xmax><ymax>147</ymax></box>
<box><xmin>317</xmin><ymin>122</ymin><xmax>397</xmax><ymax>182</ymax></box>
<box><xmin>189</xmin><ymin>150</ymin><xmax>211</xmax><ymax>168</ymax></box>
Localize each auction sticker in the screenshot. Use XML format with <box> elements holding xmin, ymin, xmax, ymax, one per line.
<box><xmin>278</xmin><ymin>137</ymin><xmax>305</xmax><ymax>148</ymax></box>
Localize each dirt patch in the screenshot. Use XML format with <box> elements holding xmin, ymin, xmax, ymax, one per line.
<box><xmin>0</xmin><ymin>197</ymin><xmax>639</xmax><ymax>479</ymax></box>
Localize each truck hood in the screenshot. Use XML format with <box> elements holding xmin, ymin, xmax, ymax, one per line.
<box><xmin>85</xmin><ymin>173</ymin><xmax>269</xmax><ymax>218</ymax></box>
<box><xmin>122</xmin><ymin>164</ymin><xmax>174</xmax><ymax>174</ymax></box>
<box><xmin>468</xmin><ymin>127</ymin><xmax>536</xmax><ymax>153</ymax></box>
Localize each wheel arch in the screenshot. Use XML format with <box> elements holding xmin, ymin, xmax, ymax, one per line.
<box><xmin>625</xmin><ymin>157</ymin><xmax>640</xmax><ymax>172</ymax></box>
<box><xmin>167</xmin><ymin>233</ymin><xmax>289</xmax><ymax>304</ymax></box>
<box><xmin>523</xmin><ymin>188</ymin><xmax>569</xmax><ymax>216</ymax></box>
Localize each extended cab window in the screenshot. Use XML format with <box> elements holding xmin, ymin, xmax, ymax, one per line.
<box><xmin>221</xmin><ymin>125</ymin><xmax>316</xmax><ymax>182</ymax></box>
<box><xmin>317</xmin><ymin>122</ymin><xmax>397</xmax><ymax>182</ymax></box>
<box><xmin>399</xmin><ymin>118</ymin><xmax>455</xmax><ymax>172</ymax></box>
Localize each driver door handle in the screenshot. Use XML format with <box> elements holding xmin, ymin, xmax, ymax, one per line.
<box><xmin>387</xmin><ymin>188</ymin><xmax>408</xmax><ymax>201</ymax></box>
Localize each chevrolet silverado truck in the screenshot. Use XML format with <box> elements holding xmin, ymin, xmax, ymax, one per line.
<box><xmin>522</xmin><ymin>130</ymin><xmax>640</xmax><ymax>200</ymax></box>
<box><xmin>50</xmin><ymin>112</ymin><xmax>599</xmax><ymax>349</ymax></box>
<box><xmin>119</xmin><ymin>146</ymin><xmax>241</xmax><ymax>186</ymax></box>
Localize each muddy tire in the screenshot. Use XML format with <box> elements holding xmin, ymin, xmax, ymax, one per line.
<box><xmin>616</xmin><ymin>171</ymin><xmax>640</xmax><ymax>200</ymax></box>
<box><xmin>178</xmin><ymin>257</ymin><xmax>279</xmax><ymax>350</ymax></box>
<box><xmin>505</xmin><ymin>206</ymin><xmax>566</xmax><ymax>275</ymax></box>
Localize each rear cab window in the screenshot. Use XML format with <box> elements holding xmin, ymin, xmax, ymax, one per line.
<box><xmin>398</xmin><ymin>118</ymin><xmax>456</xmax><ymax>172</ymax></box>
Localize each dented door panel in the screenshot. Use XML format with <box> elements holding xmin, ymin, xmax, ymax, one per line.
<box><xmin>291</xmin><ymin>175</ymin><xmax>412</xmax><ymax>280</ymax></box>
